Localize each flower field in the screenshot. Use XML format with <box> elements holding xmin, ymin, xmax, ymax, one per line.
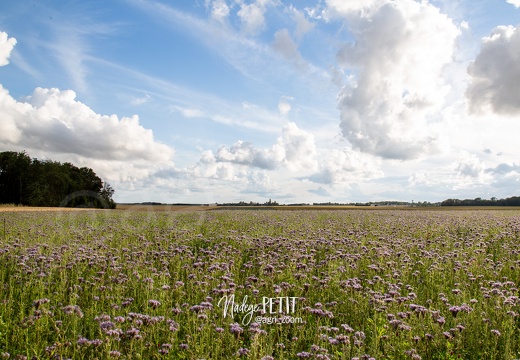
<box><xmin>1</xmin><ymin>209</ymin><xmax>520</xmax><ymax>359</ymax></box>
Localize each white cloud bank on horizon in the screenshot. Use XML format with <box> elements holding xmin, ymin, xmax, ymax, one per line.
<box><xmin>328</xmin><ymin>0</ymin><xmax>460</xmax><ymax>160</ymax></box>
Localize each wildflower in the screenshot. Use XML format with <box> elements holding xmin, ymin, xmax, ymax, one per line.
<box><xmin>491</xmin><ymin>329</ymin><xmax>501</xmax><ymax>337</ymax></box>
<box><xmin>230</xmin><ymin>323</ymin><xmax>243</xmax><ymax>334</ymax></box>
<box><xmin>148</xmin><ymin>299</ymin><xmax>161</xmax><ymax>309</ymax></box>
<box><xmin>296</xmin><ymin>352</ymin><xmax>312</xmax><ymax>358</ymax></box>
<box><xmin>179</xmin><ymin>343</ymin><xmax>189</xmax><ymax>350</ymax></box>
<box><xmin>449</xmin><ymin>306</ymin><xmax>460</xmax><ymax>317</ymax></box>
<box><xmin>62</xmin><ymin>305</ymin><xmax>83</xmax><ymax>318</ymax></box>
<box><xmin>77</xmin><ymin>336</ymin><xmax>90</xmax><ymax>346</ymax></box>
<box><xmin>125</xmin><ymin>327</ymin><xmax>141</xmax><ymax>340</ymax></box>
<box><xmin>237</xmin><ymin>348</ymin><xmax>250</xmax><ymax>356</ymax></box>
<box><xmin>109</xmin><ymin>351</ymin><xmax>121</xmax><ymax>358</ymax></box>
<box><xmin>341</xmin><ymin>324</ymin><xmax>354</xmax><ymax>333</ymax></box>
<box><xmin>171</xmin><ymin>307</ymin><xmax>182</xmax><ymax>315</ymax></box>
<box><xmin>89</xmin><ymin>339</ymin><xmax>103</xmax><ymax>347</ymax></box>
<box><xmin>32</xmin><ymin>298</ymin><xmax>50</xmax><ymax>309</ymax></box>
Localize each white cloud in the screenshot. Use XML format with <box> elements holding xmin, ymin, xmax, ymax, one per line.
<box><xmin>131</xmin><ymin>93</ymin><xmax>152</xmax><ymax>106</ymax></box>
<box><xmin>466</xmin><ymin>25</ymin><xmax>520</xmax><ymax>115</ymax></box>
<box><xmin>0</xmin><ymin>84</ymin><xmax>174</xmax><ymax>184</ymax></box>
<box><xmin>506</xmin><ymin>0</ymin><xmax>520</xmax><ymax>8</ymax></box>
<box><xmin>329</xmin><ymin>0</ymin><xmax>460</xmax><ymax>159</ymax></box>
<box><xmin>208</xmin><ymin>0</ymin><xmax>231</xmax><ymax>23</ymax></box>
<box><xmin>272</xmin><ymin>29</ymin><xmax>301</xmax><ymax>62</ymax></box>
<box><xmin>455</xmin><ymin>152</ymin><xmax>485</xmax><ymax>178</ymax></box>
<box><xmin>0</xmin><ymin>32</ymin><xmax>17</xmax><ymax>66</ymax></box>
<box><xmin>236</xmin><ymin>0</ymin><xmax>274</xmax><ymax>35</ymax></box>
<box><xmin>280</xmin><ymin>122</ymin><xmax>318</xmax><ymax>172</ymax></box>
<box><xmin>208</xmin><ymin>122</ymin><xmax>317</xmax><ymax>172</ymax></box>
<box><xmin>171</xmin><ymin>105</ymin><xmax>205</xmax><ymax>118</ymax></box>
<box><xmin>215</xmin><ymin>140</ymin><xmax>283</xmax><ymax>169</ymax></box>
<box><xmin>310</xmin><ymin>148</ymin><xmax>382</xmax><ymax>184</ymax></box>
<box><xmin>290</xmin><ymin>6</ymin><xmax>315</xmax><ymax>39</ymax></box>
<box><xmin>278</xmin><ymin>97</ymin><xmax>292</xmax><ymax>116</ymax></box>
<box><xmin>325</xmin><ymin>0</ymin><xmax>381</xmax><ymax>16</ymax></box>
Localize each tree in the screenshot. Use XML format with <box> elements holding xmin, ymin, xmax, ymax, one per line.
<box><xmin>100</xmin><ymin>182</ymin><xmax>116</xmax><ymax>209</ymax></box>
<box><xmin>0</xmin><ymin>151</ymin><xmax>31</xmax><ymax>204</ymax></box>
<box><xmin>0</xmin><ymin>151</ymin><xmax>116</xmax><ymax>208</ymax></box>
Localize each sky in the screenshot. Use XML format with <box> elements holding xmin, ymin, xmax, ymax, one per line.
<box><xmin>0</xmin><ymin>0</ymin><xmax>519</xmax><ymax>204</ymax></box>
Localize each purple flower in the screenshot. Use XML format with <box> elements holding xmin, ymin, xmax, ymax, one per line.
<box><xmin>296</xmin><ymin>352</ymin><xmax>312</xmax><ymax>358</ymax></box>
<box><xmin>230</xmin><ymin>323</ymin><xmax>243</xmax><ymax>334</ymax></box>
<box><xmin>32</xmin><ymin>298</ymin><xmax>50</xmax><ymax>309</ymax></box>
<box><xmin>237</xmin><ymin>348</ymin><xmax>250</xmax><ymax>356</ymax></box>
<box><xmin>148</xmin><ymin>299</ymin><xmax>161</xmax><ymax>309</ymax></box>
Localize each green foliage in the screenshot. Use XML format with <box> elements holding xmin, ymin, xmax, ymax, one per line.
<box><xmin>0</xmin><ymin>151</ymin><xmax>115</xmax><ymax>208</ymax></box>
<box><xmin>441</xmin><ymin>196</ymin><xmax>520</xmax><ymax>206</ymax></box>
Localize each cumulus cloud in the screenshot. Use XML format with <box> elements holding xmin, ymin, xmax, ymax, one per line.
<box><xmin>309</xmin><ymin>148</ymin><xmax>382</xmax><ymax>184</ymax></box>
<box><xmin>3</xmin><ymin>87</ymin><xmax>173</xmax><ymax>161</ymax></box>
<box><xmin>330</xmin><ymin>0</ymin><xmax>459</xmax><ymax>159</ymax></box>
<box><xmin>211</xmin><ymin>122</ymin><xmax>317</xmax><ymax>172</ymax></box>
<box><xmin>237</xmin><ymin>0</ymin><xmax>273</xmax><ymax>35</ymax></box>
<box><xmin>466</xmin><ymin>25</ymin><xmax>520</xmax><ymax>115</ymax></box>
<box><xmin>0</xmin><ymin>32</ymin><xmax>16</xmax><ymax>66</ymax></box>
<box><xmin>0</xmin><ymin>85</ymin><xmax>174</xmax><ymax>183</ymax></box>
<box><xmin>215</xmin><ymin>140</ymin><xmax>283</xmax><ymax>169</ymax></box>
<box><xmin>506</xmin><ymin>0</ymin><xmax>520</xmax><ymax>8</ymax></box>
<box><xmin>207</xmin><ymin>0</ymin><xmax>230</xmax><ymax>23</ymax></box>
<box><xmin>281</xmin><ymin>122</ymin><xmax>318</xmax><ymax>171</ymax></box>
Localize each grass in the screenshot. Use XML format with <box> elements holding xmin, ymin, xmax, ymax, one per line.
<box><xmin>0</xmin><ymin>209</ymin><xmax>520</xmax><ymax>359</ymax></box>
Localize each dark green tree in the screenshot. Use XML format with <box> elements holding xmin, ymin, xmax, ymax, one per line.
<box><xmin>0</xmin><ymin>151</ymin><xmax>115</xmax><ymax>208</ymax></box>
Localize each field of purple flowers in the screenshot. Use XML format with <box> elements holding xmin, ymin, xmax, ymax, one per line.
<box><xmin>1</xmin><ymin>209</ymin><xmax>520</xmax><ymax>359</ymax></box>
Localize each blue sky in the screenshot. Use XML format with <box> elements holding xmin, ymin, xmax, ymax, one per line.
<box><xmin>1</xmin><ymin>0</ymin><xmax>519</xmax><ymax>204</ymax></box>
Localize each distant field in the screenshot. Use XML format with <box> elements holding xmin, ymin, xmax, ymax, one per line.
<box><xmin>116</xmin><ymin>204</ymin><xmax>217</xmax><ymax>212</ymax></box>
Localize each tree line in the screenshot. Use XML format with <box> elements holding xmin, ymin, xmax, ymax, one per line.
<box><xmin>0</xmin><ymin>151</ymin><xmax>116</xmax><ymax>208</ymax></box>
<box><xmin>441</xmin><ymin>197</ymin><xmax>520</xmax><ymax>206</ymax></box>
